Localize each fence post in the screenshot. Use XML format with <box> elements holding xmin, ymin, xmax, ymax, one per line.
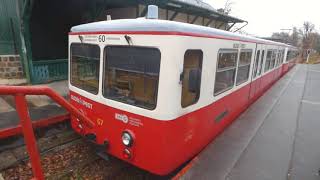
<box><xmin>10</xmin><ymin>18</ymin><xmax>18</xmax><ymax>54</ymax></box>
<box><xmin>15</xmin><ymin>94</ymin><xmax>44</xmax><ymax>180</ymax></box>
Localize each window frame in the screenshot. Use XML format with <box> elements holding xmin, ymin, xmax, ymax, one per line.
<box><xmin>214</xmin><ymin>48</ymin><xmax>238</xmax><ymax>96</ymax></box>
<box><xmin>253</xmin><ymin>50</ymin><xmax>260</xmax><ymax>79</ymax></box>
<box><xmin>269</xmin><ymin>49</ymin><xmax>276</xmax><ymax>70</ymax></box>
<box><xmin>181</xmin><ymin>49</ymin><xmax>203</xmax><ymax>108</ymax></box>
<box><xmin>264</xmin><ymin>50</ymin><xmax>273</xmax><ymax>72</ymax></box>
<box><xmin>102</xmin><ymin>45</ymin><xmax>162</xmax><ymax>110</ymax></box>
<box><xmin>281</xmin><ymin>49</ymin><xmax>285</xmax><ymax>64</ymax></box>
<box><xmin>258</xmin><ymin>50</ymin><xmax>265</xmax><ymax>76</ymax></box>
<box><xmin>236</xmin><ymin>49</ymin><xmax>253</xmax><ymax>86</ymax></box>
<box><xmin>278</xmin><ymin>49</ymin><xmax>284</xmax><ymax>66</ymax></box>
<box><xmin>70</xmin><ymin>43</ymin><xmax>101</xmax><ymax>95</ymax></box>
<box><xmin>276</xmin><ymin>50</ymin><xmax>280</xmax><ymax>67</ymax></box>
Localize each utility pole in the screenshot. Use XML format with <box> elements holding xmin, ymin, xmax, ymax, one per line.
<box><xmin>306</xmin><ymin>49</ymin><xmax>311</xmax><ymax>63</ymax></box>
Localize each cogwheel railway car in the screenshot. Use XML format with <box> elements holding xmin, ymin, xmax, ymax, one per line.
<box><xmin>68</xmin><ymin>6</ymin><xmax>298</xmax><ymax>175</ymax></box>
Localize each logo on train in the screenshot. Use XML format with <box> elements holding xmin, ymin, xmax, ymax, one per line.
<box><xmin>115</xmin><ymin>113</ymin><xmax>129</xmax><ymax>124</ymax></box>
<box><xmin>96</xmin><ymin>118</ymin><xmax>104</xmax><ymax>126</ymax></box>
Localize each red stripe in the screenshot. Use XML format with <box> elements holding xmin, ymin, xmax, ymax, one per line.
<box><xmin>69</xmin><ymin>31</ymin><xmax>285</xmax><ymax>46</ymax></box>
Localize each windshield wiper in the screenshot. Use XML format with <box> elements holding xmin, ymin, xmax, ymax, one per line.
<box><xmin>124</xmin><ymin>35</ymin><xmax>133</xmax><ymax>45</ymax></box>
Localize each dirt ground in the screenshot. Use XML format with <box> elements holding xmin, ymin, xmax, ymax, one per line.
<box><xmin>0</xmin><ymin>141</ymin><xmax>164</xmax><ymax>180</ymax></box>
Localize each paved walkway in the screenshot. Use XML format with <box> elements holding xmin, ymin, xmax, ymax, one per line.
<box><xmin>0</xmin><ymin>80</ymin><xmax>68</xmax><ymax>146</ymax></box>
<box><xmin>181</xmin><ymin>64</ymin><xmax>320</xmax><ymax>180</ymax></box>
<box><xmin>0</xmin><ymin>79</ymin><xmax>27</xmax><ymax>86</ymax></box>
<box><xmin>0</xmin><ymin>80</ymin><xmax>68</xmax><ymax>113</ymax></box>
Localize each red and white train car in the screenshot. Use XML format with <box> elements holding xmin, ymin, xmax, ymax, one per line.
<box><xmin>68</xmin><ymin>10</ymin><xmax>298</xmax><ymax>175</ymax></box>
<box><xmin>282</xmin><ymin>48</ymin><xmax>299</xmax><ymax>74</ymax></box>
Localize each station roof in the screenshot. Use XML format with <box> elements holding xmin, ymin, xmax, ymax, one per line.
<box><xmin>167</xmin><ymin>0</ymin><xmax>245</xmax><ymax>23</ymax></box>
<box><xmin>109</xmin><ymin>0</ymin><xmax>246</xmax><ymax>24</ymax></box>
<box><xmin>71</xmin><ymin>19</ymin><xmax>288</xmax><ymax>47</ymax></box>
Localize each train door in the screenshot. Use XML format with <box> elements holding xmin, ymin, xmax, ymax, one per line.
<box><xmin>249</xmin><ymin>44</ymin><xmax>264</xmax><ymax>101</ymax></box>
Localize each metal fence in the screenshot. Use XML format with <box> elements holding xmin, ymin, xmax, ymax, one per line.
<box><xmin>0</xmin><ymin>0</ymin><xmax>69</xmax><ymax>84</ymax></box>
<box><xmin>32</xmin><ymin>59</ymin><xmax>68</xmax><ymax>84</ymax></box>
<box><xmin>0</xmin><ymin>0</ymin><xmax>19</xmax><ymax>55</ymax></box>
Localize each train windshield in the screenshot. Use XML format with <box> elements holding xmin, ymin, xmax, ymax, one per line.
<box><xmin>70</xmin><ymin>43</ymin><xmax>100</xmax><ymax>94</ymax></box>
<box><xmin>103</xmin><ymin>46</ymin><xmax>161</xmax><ymax>110</ymax></box>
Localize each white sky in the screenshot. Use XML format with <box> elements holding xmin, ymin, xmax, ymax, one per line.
<box><xmin>204</xmin><ymin>0</ymin><xmax>320</xmax><ymax>37</ymax></box>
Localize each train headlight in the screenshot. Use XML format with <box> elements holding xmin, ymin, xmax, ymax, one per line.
<box><xmin>122</xmin><ymin>131</ymin><xmax>133</xmax><ymax>147</ymax></box>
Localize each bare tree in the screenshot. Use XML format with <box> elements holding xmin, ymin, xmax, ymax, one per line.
<box><xmin>302</xmin><ymin>21</ymin><xmax>315</xmax><ymax>40</ymax></box>
<box><xmin>271</xmin><ymin>32</ymin><xmax>291</xmax><ymax>43</ymax></box>
<box><xmin>301</xmin><ymin>22</ymin><xmax>316</xmax><ymax>58</ymax></box>
<box><xmin>314</xmin><ymin>33</ymin><xmax>320</xmax><ymax>54</ymax></box>
<box><xmin>270</xmin><ymin>28</ymin><xmax>301</xmax><ymax>46</ymax></box>
<box><xmin>217</xmin><ymin>0</ymin><xmax>234</xmax><ymax>15</ymax></box>
<box><xmin>291</xmin><ymin>27</ymin><xmax>301</xmax><ymax>46</ymax></box>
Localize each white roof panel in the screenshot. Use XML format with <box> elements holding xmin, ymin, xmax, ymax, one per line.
<box><xmin>71</xmin><ymin>19</ymin><xmax>290</xmax><ymax>47</ymax></box>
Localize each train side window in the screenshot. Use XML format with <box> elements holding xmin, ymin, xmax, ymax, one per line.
<box><xmin>264</xmin><ymin>50</ymin><xmax>272</xmax><ymax>72</ymax></box>
<box><xmin>253</xmin><ymin>50</ymin><xmax>260</xmax><ymax>78</ymax></box>
<box><xmin>269</xmin><ymin>50</ymin><xmax>276</xmax><ymax>69</ymax></box>
<box><xmin>276</xmin><ymin>50</ymin><xmax>280</xmax><ymax>66</ymax></box>
<box><xmin>275</xmin><ymin>50</ymin><xmax>279</xmax><ymax>67</ymax></box>
<box><xmin>276</xmin><ymin>50</ymin><xmax>281</xmax><ymax>67</ymax></box>
<box><xmin>236</xmin><ymin>50</ymin><xmax>252</xmax><ymax>85</ymax></box>
<box><xmin>181</xmin><ymin>50</ymin><xmax>203</xmax><ymax>108</ymax></box>
<box><xmin>281</xmin><ymin>50</ymin><xmax>285</xmax><ymax>64</ymax></box>
<box><xmin>70</xmin><ymin>43</ymin><xmax>100</xmax><ymax>94</ymax></box>
<box><xmin>286</xmin><ymin>51</ymin><xmax>290</xmax><ymax>62</ymax></box>
<box><xmin>286</xmin><ymin>50</ymin><xmax>297</xmax><ymax>62</ymax></box>
<box><xmin>258</xmin><ymin>50</ymin><xmax>264</xmax><ymax>76</ymax></box>
<box><xmin>214</xmin><ymin>49</ymin><xmax>238</xmax><ymax>95</ymax></box>
<box><xmin>279</xmin><ymin>50</ymin><xmax>283</xmax><ymax>66</ymax></box>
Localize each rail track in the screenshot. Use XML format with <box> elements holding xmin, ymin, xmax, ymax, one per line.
<box><xmin>0</xmin><ymin>124</ymin><xmax>167</xmax><ymax>180</ymax></box>
<box><xmin>0</xmin><ymin>87</ymin><xmax>175</xmax><ymax>179</ymax></box>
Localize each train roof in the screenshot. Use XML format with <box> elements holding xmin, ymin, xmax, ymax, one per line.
<box><xmin>70</xmin><ymin>19</ymin><xmax>293</xmax><ymax>48</ymax></box>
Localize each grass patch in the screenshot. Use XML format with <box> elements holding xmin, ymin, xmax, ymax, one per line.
<box><xmin>306</xmin><ymin>54</ymin><xmax>320</xmax><ymax>64</ymax></box>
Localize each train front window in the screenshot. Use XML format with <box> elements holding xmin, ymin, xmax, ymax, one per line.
<box><xmin>70</xmin><ymin>43</ymin><xmax>100</xmax><ymax>94</ymax></box>
<box><xmin>103</xmin><ymin>46</ymin><xmax>161</xmax><ymax>110</ymax></box>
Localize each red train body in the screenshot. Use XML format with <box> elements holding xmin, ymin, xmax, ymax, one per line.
<box><xmin>68</xmin><ymin>18</ymin><xmax>298</xmax><ymax>175</ymax></box>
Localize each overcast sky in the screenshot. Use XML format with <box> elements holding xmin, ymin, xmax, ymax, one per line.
<box><xmin>204</xmin><ymin>0</ymin><xmax>319</xmax><ymax>37</ymax></box>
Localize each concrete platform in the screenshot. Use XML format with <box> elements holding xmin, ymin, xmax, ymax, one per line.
<box><xmin>0</xmin><ymin>80</ymin><xmax>68</xmax><ymax>129</ymax></box>
<box><xmin>181</xmin><ymin>64</ymin><xmax>320</xmax><ymax>180</ymax></box>
<box><xmin>0</xmin><ymin>104</ymin><xmax>66</xmax><ymax>129</ymax></box>
<box><xmin>0</xmin><ymin>80</ymin><xmax>69</xmax><ymax>153</ymax></box>
<box><xmin>0</xmin><ymin>79</ymin><xmax>27</xmax><ymax>86</ymax></box>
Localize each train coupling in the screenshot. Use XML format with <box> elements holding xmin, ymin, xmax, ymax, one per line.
<box><xmin>84</xmin><ymin>133</ymin><xmax>110</xmax><ymax>161</ymax></box>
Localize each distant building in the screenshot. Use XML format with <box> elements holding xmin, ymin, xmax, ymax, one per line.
<box><xmin>0</xmin><ymin>0</ymin><xmax>246</xmax><ymax>84</ymax></box>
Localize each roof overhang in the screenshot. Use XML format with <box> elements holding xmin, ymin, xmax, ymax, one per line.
<box><xmin>138</xmin><ymin>0</ymin><xmax>246</xmax><ymax>24</ymax></box>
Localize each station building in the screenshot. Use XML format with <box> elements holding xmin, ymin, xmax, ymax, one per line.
<box><xmin>0</xmin><ymin>0</ymin><xmax>246</xmax><ymax>84</ymax></box>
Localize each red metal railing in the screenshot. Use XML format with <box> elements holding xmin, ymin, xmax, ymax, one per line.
<box><xmin>0</xmin><ymin>86</ymin><xmax>95</xmax><ymax>180</ymax></box>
